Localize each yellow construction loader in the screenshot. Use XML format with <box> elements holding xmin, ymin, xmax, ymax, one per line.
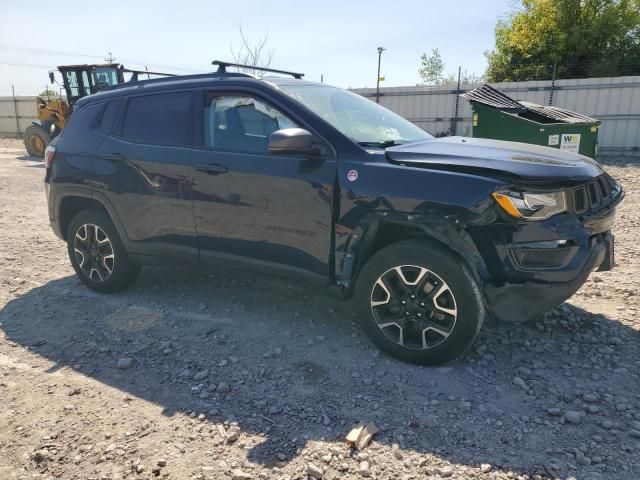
<box><xmin>25</xmin><ymin>64</ymin><xmax>174</xmax><ymax>157</ymax></box>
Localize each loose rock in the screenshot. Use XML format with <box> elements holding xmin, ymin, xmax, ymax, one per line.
<box><xmin>307</xmin><ymin>462</ymin><xmax>323</xmax><ymax>479</ymax></box>
<box><xmin>116</xmin><ymin>357</ymin><xmax>134</xmax><ymax>369</ymax></box>
<box><xmin>358</xmin><ymin>460</ymin><xmax>371</xmax><ymax>477</ymax></box>
<box><xmin>564</xmin><ymin>411</ymin><xmax>584</xmax><ymax>424</ymax></box>
<box><xmin>217</xmin><ymin>382</ymin><xmax>231</xmax><ymax>393</ymax></box>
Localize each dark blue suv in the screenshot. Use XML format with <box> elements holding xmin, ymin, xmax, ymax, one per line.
<box><xmin>44</xmin><ymin>62</ymin><xmax>623</xmax><ymax>365</ymax></box>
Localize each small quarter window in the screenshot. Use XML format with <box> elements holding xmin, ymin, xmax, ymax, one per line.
<box><xmin>204</xmin><ymin>95</ymin><xmax>297</xmax><ymax>153</ymax></box>
<box><xmin>62</xmin><ymin>103</ymin><xmax>104</xmax><ymax>143</ymax></box>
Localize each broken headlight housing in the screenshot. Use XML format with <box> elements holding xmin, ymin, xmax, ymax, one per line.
<box><xmin>492</xmin><ymin>190</ymin><xmax>567</xmax><ymax>220</ymax></box>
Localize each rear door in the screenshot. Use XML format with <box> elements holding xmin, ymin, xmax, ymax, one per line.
<box><xmin>189</xmin><ymin>89</ymin><xmax>336</xmax><ymax>279</ymax></box>
<box><xmin>92</xmin><ymin>90</ymin><xmax>198</xmax><ymax>259</ymax></box>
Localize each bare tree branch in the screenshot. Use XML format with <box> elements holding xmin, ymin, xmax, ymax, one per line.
<box><xmin>229</xmin><ymin>23</ymin><xmax>275</xmax><ymax>76</ymax></box>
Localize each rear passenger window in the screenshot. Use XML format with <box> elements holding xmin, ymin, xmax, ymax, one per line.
<box><xmin>98</xmin><ymin>99</ymin><xmax>121</xmax><ymax>133</ymax></box>
<box><xmin>122</xmin><ymin>92</ymin><xmax>191</xmax><ymax>146</ymax></box>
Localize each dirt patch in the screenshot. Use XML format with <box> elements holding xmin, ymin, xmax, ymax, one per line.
<box><xmin>1</xmin><ymin>146</ymin><xmax>639</xmax><ymax>479</ymax></box>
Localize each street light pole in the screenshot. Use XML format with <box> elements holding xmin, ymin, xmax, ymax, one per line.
<box><xmin>376</xmin><ymin>46</ymin><xmax>386</xmax><ymax>103</ymax></box>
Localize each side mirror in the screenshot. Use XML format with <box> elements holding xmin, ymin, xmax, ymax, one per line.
<box><xmin>48</xmin><ymin>71</ymin><xmax>55</xmax><ymax>84</ymax></box>
<box><xmin>269</xmin><ymin>128</ymin><xmax>317</xmax><ymax>155</ymax></box>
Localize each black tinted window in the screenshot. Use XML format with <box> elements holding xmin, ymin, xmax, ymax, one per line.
<box><xmin>98</xmin><ymin>99</ymin><xmax>121</xmax><ymax>133</ymax></box>
<box><xmin>122</xmin><ymin>92</ymin><xmax>191</xmax><ymax>146</ymax></box>
<box><xmin>204</xmin><ymin>95</ymin><xmax>297</xmax><ymax>153</ymax></box>
<box><xmin>62</xmin><ymin>103</ymin><xmax>104</xmax><ymax>144</ymax></box>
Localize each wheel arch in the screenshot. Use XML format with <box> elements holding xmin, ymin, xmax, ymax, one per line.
<box><xmin>56</xmin><ymin>190</ymin><xmax>128</xmax><ymax>245</ymax></box>
<box><xmin>340</xmin><ymin>214</ymin><xmax>489</xmax><ymax>296</ymax></box>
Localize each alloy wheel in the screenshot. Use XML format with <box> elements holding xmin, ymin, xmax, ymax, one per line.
<box><xmin>370</xmin><ymin>265</ymin><xmax>457</xmax><ymax>350</ymax></box>
<box><xmin>73</xmin><ymin>223</ymin><xmax>115</xmax><ymax>282</ymax></box>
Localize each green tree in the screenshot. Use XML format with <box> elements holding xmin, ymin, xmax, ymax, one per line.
<box><xmin>418</xmin><ymin>49</ymin><xmax>445</xmax><ymax>85</ymax></box>
<box><xmin>486</xmin><ymin>0</ymin><xmax>640</xmax><ymax>82</ymax></box>
<box><xmin>443</xmin><ymin>69</ymin><xmax>486</xmax><ymax>85</ymax></box>
<box><xmin>38</xmin><ymin>88</ymin><xmax>57</xmax><ymax>98</ymax></box>
<box><xmin>419</xmin><ymin>49</ymin><xmax>485</xmax><ymax>85</ymax></box>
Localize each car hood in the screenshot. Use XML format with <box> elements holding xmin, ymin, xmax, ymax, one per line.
<box><xmin>385</xmin><ymin>136</ymin><xmax>603</xmax><ymax>185</ymax></box>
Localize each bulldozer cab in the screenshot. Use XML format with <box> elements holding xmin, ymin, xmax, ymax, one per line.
<box><xmin>56</xmin><ymin>64</ymin><xmax>124</xmax><ymax>105</ymax></box>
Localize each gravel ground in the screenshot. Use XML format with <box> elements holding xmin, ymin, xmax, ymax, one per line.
<box><xmin>1</xmin><ymin>137</ymin><xmax>639</xmax><ymax>480</ymax></box>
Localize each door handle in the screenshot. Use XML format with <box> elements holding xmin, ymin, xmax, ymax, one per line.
<box><xmin>99</xmin><ymin>153</ymin><xmax>126</xmax><ymax>162</ymax></box>
<box><xmin>195</xmin><ymin>163</ymin><xmax>228</xmax><ymax>175</ymax></box>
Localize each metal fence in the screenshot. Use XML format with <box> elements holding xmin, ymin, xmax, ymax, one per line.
<box><xmin>352</xmin><ymin>75</ymin><xmax>640</xmax><ymax>155</ymax></box>
<box><xmin>0</xmin><ymin>95</ymin><xmax>38</xmax><ymax>137</ymax></box>
<box><xmin>2</xmin><ymin>75</ymin><xmax>639</xmax><ymax>154</ymax></box>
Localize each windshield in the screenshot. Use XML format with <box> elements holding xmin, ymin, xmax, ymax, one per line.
<box><xmin>278</xmin><ymin>84</ymin><xmax>433</xmax><ymax>146</ymax></box>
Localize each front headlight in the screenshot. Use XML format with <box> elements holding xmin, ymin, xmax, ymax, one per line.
<box><xmin>492</xmin><ymin>190</ymin><xmax>567</xmax><ymax>220</ymax></box>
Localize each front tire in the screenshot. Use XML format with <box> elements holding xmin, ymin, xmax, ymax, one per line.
<box><xmin>354</xmin><ymin>240</ymin><xmax>484</xmax><ymax>365</ymax></box>
<box><xmin>66</xmin><ymin>210</ymin><xmax>140</xmax><ymax>293</ymax></box>
<box><xmin>24</xmin><ymin>124</ymin><xmax>51</xmax><ymax>157</ymax></box>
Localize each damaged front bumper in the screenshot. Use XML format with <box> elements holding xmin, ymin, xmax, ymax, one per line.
<box><xmin>483</xmin><ymin>231</ymin><xmax>611</xmax><ymax>322</ymax></box>
<box><xmin>475</xmin><ymin>194</ymin><xmax>620</xmax><ymax>322</ymax></box>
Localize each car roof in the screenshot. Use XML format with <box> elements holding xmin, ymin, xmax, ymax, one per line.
<box><xmin>76</xmin><ymin>72</ymin><xmax>331</xmax><ymax>107</ymax></box>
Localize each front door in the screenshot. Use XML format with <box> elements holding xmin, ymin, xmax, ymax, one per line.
<box><xmin>189</xmin><ymin>91</ymin><xmax>336</xmax><ymax>278</ymax></box>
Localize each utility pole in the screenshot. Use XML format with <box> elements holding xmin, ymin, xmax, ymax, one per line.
<box><xmin>376</xmin><ymin>47</ymin><xmax>386</xmax><ymax>103</ymax></box>
<box><xmin>105</xmin><ymin>51</ymin><xmax>115</xmax><ymax>63</ymax></box>
<box><xmin>549</xmin><ymin>63</ymin><xmax>557</xmax><ymax>106</ymax></box>
<box><xmin>451</xmin><ymin>66</ymin><xmax>461</xmax><ymax>136</ymax></box>
<box><xmin>11</xmin><ymin>85</ymin><xmax>20</xmax><ymax>136</ymax></box>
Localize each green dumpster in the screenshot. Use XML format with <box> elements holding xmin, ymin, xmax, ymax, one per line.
<box><xmin>461</xmin><ymin>85</ymin><xmax>600</xmax><ymax>158</ymax></box>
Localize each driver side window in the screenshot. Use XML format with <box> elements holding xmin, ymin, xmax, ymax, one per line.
<box><xmin>204</xmin><ymin>95</ymin><xmax>298</xmax><ymax>153</ymax></box>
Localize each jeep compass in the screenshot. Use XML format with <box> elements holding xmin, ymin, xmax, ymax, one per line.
<box><xmin>44</xmin><ymin>61</ymin><xmax>623</xmax><ymax>365</ymax></box>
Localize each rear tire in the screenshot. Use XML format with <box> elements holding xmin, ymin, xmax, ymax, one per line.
<box><xmin>24</xmin><ymin>124</ymin><xmax>50</xmax><ymax>158</ymax></box>
<box><xmin>66</xmin><ymin>210</ymin><xmax>140</xmax><ymax>293</ymax></box>
<box><xmin>354</xmin><ymin>240</ymin><xmax>484</xmax><ymax>365</ymax></box>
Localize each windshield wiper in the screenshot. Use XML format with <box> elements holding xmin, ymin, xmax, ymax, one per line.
<box><xmin>357</xmin><ymin>139</ymin><xmax>408</xmax><ymax>149</ymax></box>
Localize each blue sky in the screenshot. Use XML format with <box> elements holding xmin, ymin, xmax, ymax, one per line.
<box><xmin>1</xmin><ymin>0</ymin><xmax>513</xmax><ymax>95</ymax></box>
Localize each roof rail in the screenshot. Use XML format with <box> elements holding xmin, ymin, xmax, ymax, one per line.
<box><xmin>212</xmin><ymin>60</ymin><xmax>304</xmax><ymax>79</ymax></box>
<box><xmin>102</xmin><ymin>71</ymin><xmax>253</xmax><ymax>91</ymax></box>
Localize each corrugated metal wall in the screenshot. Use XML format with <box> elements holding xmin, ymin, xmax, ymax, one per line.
<box><xmin>0</xmin><ymin>96</ymin><xmax>38</xmax><ymax>137</ymax></box>
<box><xmin>352</xmin><ymin>76</ymin><xmax>640</xmax><ymax>154</ymax></box>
